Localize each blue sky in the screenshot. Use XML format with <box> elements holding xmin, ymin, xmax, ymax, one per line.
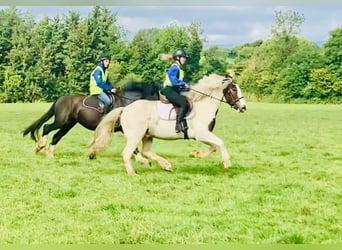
<box><xmin>9</xmin><ymin>6</ymin><xmax>342</xmax><ymax>48</ymax></box>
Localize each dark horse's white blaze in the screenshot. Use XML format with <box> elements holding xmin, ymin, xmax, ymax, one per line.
<box><xmin>88</xmin><ymin>74</ymin><xmax>246</xmax><ymax>176</ymax></box>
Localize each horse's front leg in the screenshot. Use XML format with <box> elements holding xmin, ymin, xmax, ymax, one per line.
<box><xmin>195</xmin><ymin>132</ymin><xmax>230</xmax><ymax>171</ymax></box>
<box><xmin>142</xmin><ymin>137</ymin><xmax>172</xmax><ymax>171</ymax></box>
<box><xmin>191</xmin><ymin>145</ymin><xmax>216</xmax><ymax>158</ymax></box>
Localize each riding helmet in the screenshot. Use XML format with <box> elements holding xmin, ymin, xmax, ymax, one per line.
<box><xmin>99</xmin><ymin>52</ymin><xmax>111</xmax><ymax>61</ymax></box>
<box><xmin>173</xmin><ymin>49</ymin><xmax>187</xmax><ymax>59</ymax></box>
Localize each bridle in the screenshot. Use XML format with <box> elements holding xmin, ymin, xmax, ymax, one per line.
<box><xmin>222</xmin><ymin>82</ymin><xmax>244</xmax><ymax>108</ymax></box>
<box><xmin>190</xmin><ymin>78</ymin><xmax>243</xmax><ymax>108</ymax></box>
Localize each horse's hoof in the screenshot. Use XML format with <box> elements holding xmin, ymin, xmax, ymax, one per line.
<box><xmin>35</xmin><ymin>146</ymin><xmax>45</xmax><ymax>153</ymax></box>
<box><xmin>191</xmin><ymin>151</ymin><xmax>202</xmax><ymax>158</ymax></box>
<box><xmin>46</xmin><ymin>153</ymin><xmax>54</xmax><ymax>159</ymax></box>
<box><xmin>88</xmin><ymin>153</ymin><xmax>96</xmax><ymax>160</ymax></box>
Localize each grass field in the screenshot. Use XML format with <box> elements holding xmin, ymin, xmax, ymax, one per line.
<box><xmin>0</xmin><ymin>102</ymin><xmax>341</xmax><ymax>243</ymax></box>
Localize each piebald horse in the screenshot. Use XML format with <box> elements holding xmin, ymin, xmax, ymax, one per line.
<box><xmin>87</xmin><ymin>74</ymin><xmax>246</xmax><ymax>176</ymax></box>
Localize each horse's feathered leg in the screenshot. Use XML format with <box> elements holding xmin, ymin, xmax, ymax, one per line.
<box><xmin>34</xmin><ymin>121</ymin><xmax>62</xmax><ymax>155</ymax></box>
<box><xmin>133</xmin><ymin>147</ymin><xmax>149</xmax><ymax>165</ymax></box>
<box><xmin>122</xmin><ymin>142</ymin><xmax>141</xmax><ymax>176</ymax></box>
<box><xmin>35</xmin><ymin>135</ymin><xmax>48</xmax><ymax>153</ymax></box>
<box><xmin>195</xmin><ymin>131</ymin><xmax>230</xmax><ymax>170</ymax></box>
<box><xmin>87</xmin><ymin>107</ymin><xmax>124</xmax><ymax>158</ymax></box>
<box><xmin>46</xmin><ymin>121</ymin><xmax>77</xmax><ymax>158</ymax></box>
<box><xmin>122</xmin><ymin>130</ymin><xmax>148</xmax><ymax>175</ymax></box>
<box><xmin>141</xmin><ymin>136</ymin><xmax>172</xmax><ymax>171</ymax></box>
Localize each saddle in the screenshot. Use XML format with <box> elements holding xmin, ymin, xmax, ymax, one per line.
<box><xmin>157</xmin><ymin>93</ymin><xmax>193</xmax><ymax>120</ymax></box>
<box><xmin>83</xmin><ymin>96</ymin><xmax>105</xmax><ymax>113</ymax></box>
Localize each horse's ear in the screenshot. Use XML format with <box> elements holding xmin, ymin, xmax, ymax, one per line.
<box><xmin>223</xmin><ymin>76</ymin><xmax>233</xmax><ymax>84</ymax></box>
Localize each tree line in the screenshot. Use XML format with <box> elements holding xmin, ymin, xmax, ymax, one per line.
<box><xmin>0</xmin><ymin>7</ymin><xmax>341</xmax><ymax>103</ymax></box>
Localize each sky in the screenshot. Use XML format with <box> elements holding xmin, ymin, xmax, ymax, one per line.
<box><xmin>9</xmin><ymin>6</ymin><xmax>342</xmax><ymax>48</ymax></box>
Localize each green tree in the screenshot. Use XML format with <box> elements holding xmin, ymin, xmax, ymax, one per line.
<box><xmin>276</xmin><ymin>39</ymin><xmax>324</xmax><ymax>101</ymax></box>
<box><xmin>199</xmin><ymin>45</ymin><xmax>229</xmax><ymax>76</ymax></box>
<box><xmin>62</xmin><ymin>11</ymin><xmax>93</xmax><ymax>95</ymax></box>
<box><xmin>238</xmin><ymin>10</ymin><xmax>306</xmax><ymax>100</ymax></box>
<box><xmin>85</xmin><ymin>6</ymin><xmax>126</xmax><ymax>87</ymax></box>
<box><xmin>0</xmin><ymin>7</ymin><xmax>18</xmax><ymax>71</ymax></box>
<box><xmin>305</xmin><ymin>68</ymin><xmax>342</xmax><ymax>102</ymax></box>
<box><xmin>271</xmin><ymin>10</ymin><xmax>305</xmax><ymax>39</ymax></box>
<box><xmin>126</xmin><ymin>23</ymin><xmax>204</xmax><ymax>84</ymax></box>
<box><xmin>323</xmin><ymin>27</ymin><xmax>342</xmax><ymax>80</ymax></box>
<box><xmin>127</xmin><ymin>28</ymin><xmax>160</xmax><ymax>82</ymax></box>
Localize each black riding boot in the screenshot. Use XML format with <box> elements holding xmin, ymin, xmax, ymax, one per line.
<box><xmin>175</xmin><ymin>107</ymin><xmax>188</xmax><ymax>133</ymax></box>
<box><xmin>103</xmin><ymin>105</ymin><xmax>110</xmax><ymax>115</ymax></box>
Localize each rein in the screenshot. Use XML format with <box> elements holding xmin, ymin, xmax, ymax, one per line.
<box><xmin>190</xmin><ymin>88</ymin><xmax>227</xmax><ymax>103</ymax></box>
<box><xmin>190</xmin><ymin>88</ymin><xmax>243</xmax><ymax>107</ymax></box>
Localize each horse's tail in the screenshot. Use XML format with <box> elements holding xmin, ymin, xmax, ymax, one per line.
<box><xmin>87</xmin><ymin>107</ymin><xmax>124</xmax><ymax>158</ymax></box>
<box><xmin>23</xmin><ymin>103</ymin><xmax>55</xmax><ymax>142</ymax></box>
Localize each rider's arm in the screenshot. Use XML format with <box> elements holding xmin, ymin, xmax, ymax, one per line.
<box><xmin>167</xmin><ymin>66</ymin><xmax>186</xmax><ymax>86</ymax></box>
<box><xmin>92</xmin><ymin>69</ymin><xmax>114</xmax><ymax>92</ymax></box>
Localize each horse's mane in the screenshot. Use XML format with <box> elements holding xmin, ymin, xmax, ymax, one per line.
<box><xmin>186</xmin><ymin>74</ymin><xmax>225</xmax><ymax>101</ymax></box>
<box><xmin>122</xmin><ymin>82</ymin><xmax>161</xmax><ymax>100</ymax></box>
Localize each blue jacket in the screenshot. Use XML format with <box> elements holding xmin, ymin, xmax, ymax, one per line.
<box><xmin>166</xmin><ymin>64</ymin><xmax>186</xmax><ymax>87</ymax></box>
<box><xmin>91</xmin><ymin>62</ymin><xmax>114</xmax><ymax>94</ymax></box>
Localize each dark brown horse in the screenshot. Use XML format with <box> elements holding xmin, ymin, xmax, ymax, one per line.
<box><xmin>23</xmin><ymin>82</ymin><xmax>160</xmax><ymax>158</ymax></box>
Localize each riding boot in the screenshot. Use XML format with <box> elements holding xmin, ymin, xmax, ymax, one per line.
<box><xmin>175</xmin><ymin>107</ymin><xmax>188</xmax><ymax>133</ymax></box>
<box><xmin>103</xmin><ymin>105</ymin><xmax>110</xmax><ymax>115</ymax></box>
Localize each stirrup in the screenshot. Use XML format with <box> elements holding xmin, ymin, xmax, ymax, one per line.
<box><xmin>175</xmin><ymin>120</ymin><xmax>187</xmax><ymax>133</ymax></box>
<box><xmin>175</xmin><ymin>123</ymin><xmax>182</xmax><ymax>133</ymax></box>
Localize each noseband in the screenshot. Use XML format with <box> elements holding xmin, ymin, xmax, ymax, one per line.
<box><xmin>222</xmin><ymin>79</ymin><xmax>244</xmax><ymax>108</ymax></box>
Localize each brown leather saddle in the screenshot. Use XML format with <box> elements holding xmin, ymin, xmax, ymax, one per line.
<box><xmin>82</xmin><ymin>96</ymin><xmax>105</xmax><ymax>113</ymax></box>
<box><xmin>159</xmin><ymin>93</ymin><xmax>193</xmax><ymax>116</ymax></box>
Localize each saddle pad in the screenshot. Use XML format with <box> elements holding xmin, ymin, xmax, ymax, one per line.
<box><xmin>157</xmin><ymin>101</ymin><xmax>177</xmax><ymax>120</ymax></box>
<box><xmin>83</xmin><ymin>96</ymin><xmax>104</xmax><ymax>113</ymax></box>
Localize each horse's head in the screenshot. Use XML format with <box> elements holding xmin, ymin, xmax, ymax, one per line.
<box><xmin>222</xmin><ymin>77</ymin><xmax>247</xmax><ymax>113</ymax></box>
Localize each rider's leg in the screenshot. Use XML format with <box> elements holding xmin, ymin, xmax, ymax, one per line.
<box><xmin>98</xmin><ymin>92</ymin><xmax>112</xmax><ymax>113</ymax></box>
<box><xmin>175</xmin><ymin>96</ymin><xmax>188</xmax><ymax>133</ymax></box>
<box><xmin>162</xmin><ymin>87</ymin><xmax>189</xmax><ymax>132</ymax></box>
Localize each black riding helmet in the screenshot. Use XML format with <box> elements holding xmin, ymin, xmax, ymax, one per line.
<box><xmin>99</xmin><ymin>52</ymin><xmax>111</xmax><ymax>61</ymax></box>
<box><xmin>173</xmin><ymin>49</ymin><xmax>187</xmax><ymax>60</ymax></box>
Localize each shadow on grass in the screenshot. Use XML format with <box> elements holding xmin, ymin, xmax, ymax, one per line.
<box><xmin>83</xmin><ymin>150</ymin><xmax>249</xmax><ymax>177</ymax></box>
<box><xmin>174</xmin><ymin>162</ymin><xmax>248</xmax><ymax>177</ymax></box>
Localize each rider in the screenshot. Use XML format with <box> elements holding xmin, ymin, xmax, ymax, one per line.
<box><xmin>161</xmin><ymin>49</ymin><xmax>191</xmax><ymax>133</ymax></box>
<box><xmin>89</xmin><ymin>52</ymin><xmax>117</xmax><ymax>113</ymax></box>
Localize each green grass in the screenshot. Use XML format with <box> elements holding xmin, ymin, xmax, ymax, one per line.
<box><xmin>0</xmin><ymin>102</ymin><xmax>341</xmax><ymax>243</ymax></box>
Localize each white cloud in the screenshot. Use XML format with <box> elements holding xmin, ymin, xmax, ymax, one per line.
<box><xmin>249</xmin><ymin>22</ymin><xmax>271</xmax><ymax>42</ymax></box>
<box><xmin>5</xmin><ymin>6</ymin><xmax>342</xmax><ymax>48</ymax></box>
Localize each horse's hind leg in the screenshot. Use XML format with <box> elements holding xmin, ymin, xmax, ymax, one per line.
<box><xmin>122</xmin><ymin>132</ymin><xmax>149</xmax><ymax>176</ymax></box>
<box><xmin>141</xmin><ymin>137</ymin><xmax>172</xmax><ymax>171</ymax></box>
<box><xmin>35</xmin><ymin>135</ymin><xmax>48</xmax><ymax>153</ymax></box>
<box><xmin>46</xmin><ymin>122</ymin><xmax>77</xmax><ymax>158</ymax></box>
<box><xmin>122</xmin><ymin>141</ymin><xmax>142</xmax><ymax>176</ymax></box>
<box><xmin>133</xmin><ymin>147</ymin><xmax>149</xmax><ymax>165</ymax></box>
<box><xmin>35</xmin><ymin>122</ymin><xmax>61</xmax><ymax>153</ymax></box>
